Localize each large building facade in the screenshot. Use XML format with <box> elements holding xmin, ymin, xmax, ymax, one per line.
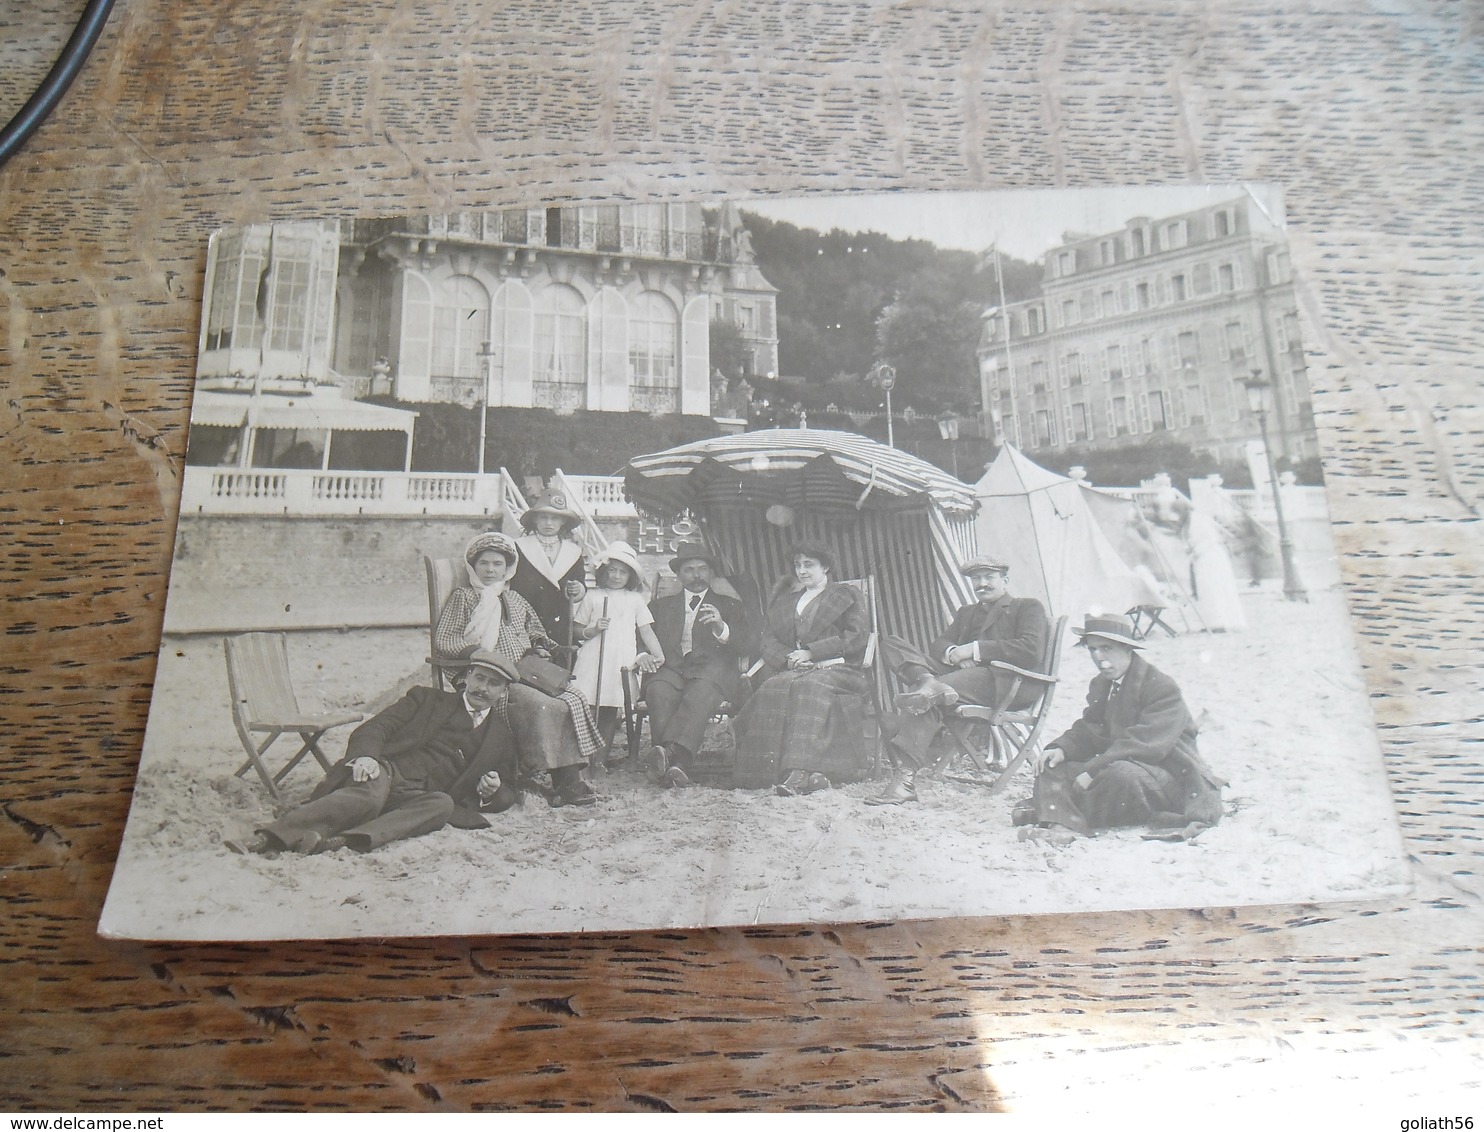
<box><xmin>196</xmin><ymin>205</ymin><xmax>778</xmax><ymax>419</ymax></box>
<box><xmin>977</xmin><ymin>196</ymin><xmax>1315</xmax><ymax>466</ymax></box>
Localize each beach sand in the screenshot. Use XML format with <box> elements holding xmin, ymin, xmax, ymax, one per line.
<box><xmin>100</xmin><ymin>588</ymin><xmax>1411</xmax><ymax>940</ymax></box>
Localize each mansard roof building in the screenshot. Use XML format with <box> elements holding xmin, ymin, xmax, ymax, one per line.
<box><xmin>196</xmin><ymin>205</ymin><xmax>778</xmax><ymax>419</ymax></box>
<box><xmin>977</xmin><ymin>195</ymin><xmax>1315</xmax><ymax>466</ymax></box>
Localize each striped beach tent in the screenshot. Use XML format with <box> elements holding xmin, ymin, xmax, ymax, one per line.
<box><xmin>623</xmin><ymin>429</ymin><xmax>980</xmax><ymax>659</ymax></box>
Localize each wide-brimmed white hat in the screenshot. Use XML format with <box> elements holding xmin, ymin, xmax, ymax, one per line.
<box><xmin>596</xmin><ymin>540</ymin><xmax>643</xmax><ymax>578</ymax></box>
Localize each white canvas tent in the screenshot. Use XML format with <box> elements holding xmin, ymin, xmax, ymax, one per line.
<box><xmin>972</xmin><ymin>446</ymin><xmax>1167</xmax><ymax>630</ymax></box>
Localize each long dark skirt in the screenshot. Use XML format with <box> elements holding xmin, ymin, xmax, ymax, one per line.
<box><xmin>732</xmin><ymin>666</ymin><xmax>869</xmax><ymax>788</ymax></box>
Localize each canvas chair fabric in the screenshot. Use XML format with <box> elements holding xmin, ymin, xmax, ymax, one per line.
<box><xmin>225</xmin><ymin>632</ymin><xmax>362</xmax><ymax>799</ymax></box>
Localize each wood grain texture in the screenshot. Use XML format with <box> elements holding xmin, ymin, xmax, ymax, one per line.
<box><xmin>1</xmin><ymin>0</ymin><xmax>1480</xmax><ymax>1111</ymax></box>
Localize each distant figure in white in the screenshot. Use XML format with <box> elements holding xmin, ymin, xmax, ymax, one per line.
<box><xmin>1145</xmin><ymin>487</ymin><xmax>1248</xmax><ymax>633</ymax></box>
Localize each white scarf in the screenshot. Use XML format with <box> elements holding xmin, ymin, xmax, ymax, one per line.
<box><xmin>465</xmin><ymin>564</ymin><xmax>508</xmax><ymax>652</ymax></box>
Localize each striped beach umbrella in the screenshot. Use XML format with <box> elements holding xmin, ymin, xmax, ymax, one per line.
<box><xmin>624</xmin><ymin>429</ymin><xmax>980</xmax><ymax>659</ymax></box>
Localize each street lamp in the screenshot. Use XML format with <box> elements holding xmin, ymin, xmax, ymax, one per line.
<box><xmin>874</xmin><ymin>363</ymin><xmax>896</xmax><ymax>447</ymax></box>
<box><xmin>475</xmin><ymin>340</ymin><xmax>496</xmax><ymax>475</ymax></box>
<box><xmin>1243</xmin><ymin>370</ymin><xmax>1308</xmax><ymax>602</ymax></box>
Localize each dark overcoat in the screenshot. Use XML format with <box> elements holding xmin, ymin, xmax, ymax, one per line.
<box><xmin>647</xmin><ymin>587</ymin><xmax>751</xmax><ymax>699</ymax></box>
<box><xmin>1041</xmin><ymin>652</ymin><xmax>1225</xmax><ymax>829</ymax></box>
<box><xmin>734</xmin><ymin>580</ymin><xmax>871</xmax><ymax>786</ymax></box>
<box><xmin>510</xmin><ymin>534</ymin><xmax>586</xmax><ymax>647</ymax></box>
<box><xmin>329</xmin><ymin>684</ymin><xmax>521</xmax><ymax>813</ymax></box>
<box><xmin>929</xmin><ymin>593</ymin><xmax>1049</xmax><ymax>673</ymax></box>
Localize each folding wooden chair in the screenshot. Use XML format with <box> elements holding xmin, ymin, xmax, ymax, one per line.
<box><xmin>940</xmin><ymin>614</ymin><xmax>1069</xmax><ymax>794</ymax></box>
<box><xmin>1127</xmin><ymin>603</ymin><xmax>1178</xmax><ymax>640</ymax></box>
<box><xmin>424</xmin><ymin>555</ymin><xmax>465</xmax><ymax>689</ymax></box>
<box><xmin>224</xmin><ymin>632</ymin><xmax>363</xmax><ymax>799</ymax></box>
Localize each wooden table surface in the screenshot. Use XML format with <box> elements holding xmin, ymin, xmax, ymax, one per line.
<box><xmin>2</xmin><ymin>0</ymin><xmax>1480</xmax><ymax>1112</ymax></box>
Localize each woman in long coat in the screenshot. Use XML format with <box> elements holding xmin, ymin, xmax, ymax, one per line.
<box><xmin>510</xmin><ymin>486</ymin><xmax>588</xmax><ymax>655</ymax></box>
<box><xmin>732</xmin><ymin>541</ymin><xmax>872</xmax><ymax>793</ymax></box>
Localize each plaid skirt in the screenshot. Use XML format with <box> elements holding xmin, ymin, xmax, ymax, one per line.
<box><xmin>732</xmin><ymin>666</ymin><xmax>869</xmax><ymax>788</ymax></box>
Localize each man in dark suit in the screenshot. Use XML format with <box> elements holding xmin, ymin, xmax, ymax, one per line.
<box><xmin>1019</xmin><ymin>612</ymin><xmax>1225</xmax><ymax>837</ymax></box>
<box><xmin>868</xmin><ymin>554</ymin><xmax>1049</xmax><ymax>805</ymax></box>
<box><xmin>637</xmin><ymin>542</ymin><xmax>752</xmax><ymax>788</ymax></box>
<box><xmin>224</xmin><ymin>650</ymin><xmax>530</xmax><ymax>855</ymax></box>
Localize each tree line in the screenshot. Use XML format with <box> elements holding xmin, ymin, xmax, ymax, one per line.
<box><xmin>721</xmin><ymin>210</ymin><xmax>1044</xmax><ymax>416</ymax></box>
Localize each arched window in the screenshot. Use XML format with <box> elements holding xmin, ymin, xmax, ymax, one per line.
<box><xmin>534</xmin><ymin>284</ymin><xmax>586</xmax><ymax>411</ymax></box>
<box><xmin>431</xmin><ymin>275</ymin><xmax>491</xmax><ymax>403</ymax></box>
<box><xmin>628</xmin><ymin>292</ymin><xmax>678</xmax><ymax>412</ymax></box>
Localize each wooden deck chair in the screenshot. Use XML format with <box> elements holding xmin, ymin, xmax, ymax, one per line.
<box><xmin>424</xmin><ymin>555</ymin><xmax>465</xmax><ymax>689</ymax></box>
<box><xmin>940</xmin><ymin>614</ymin><xmax>1069</xmax><ymax>795</ymax></box>
<box><xmin>225</xmin><ymin>632</ymin><xmax>362</xmax><ymax>799</ymax></box>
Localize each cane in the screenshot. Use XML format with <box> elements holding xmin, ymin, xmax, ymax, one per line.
<box><xmin>593</xmin><ymin>594</ymin><xmax>609</xmax><ymax>706</ymax></box>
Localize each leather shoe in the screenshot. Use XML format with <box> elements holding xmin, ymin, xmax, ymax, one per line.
<box><xmin>1011</xmin><ymin>801</ymin><xmax>1039</xmax><ymax>827</ymax></box>
<box><xmin>637</xmin><ymin>744</ymin><xmax>668</xmax><ymax>784</ymax></box>
<box><xmin>223</xmin><ymin>831</ymin><xmax>274</xmax><ymax>855</ymax></box>
<box><xmin>775</xmin><ymin>770</ymin><xmax>809</xmax><ymax>797</ymax></box>
<box><xmin>865</xmin><ymin>774</ymin><xmax>918</xmax><ymax>806</ymax></box>
<box><xmin>895</xmin><ymin>677</ymin><xmax>959</xmax><ymax>714</ymax></box>
<box><xmin>802</xmin><ymin>772</ymin><xmax>830</xmax><ymax>795</ymax></box>
<box><xmin>664</xmin><ymin>765</ymin><xmax>694</xmax><ymax>789</ymax></box>
<box><xmin>308</xmin><ymin>834</ymin><xmax>349</xmax><ymax>855</ymax></box>
<box><xmin>551</xmin><ymin>774</ymin><xmax>597</xmax><ymax>807</ymax></box>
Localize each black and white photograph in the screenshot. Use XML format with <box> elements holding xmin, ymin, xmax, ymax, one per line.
<box><xmin>98</xmin><ymin>185</ymin><xmax>1410</xmax><ymax>940</ymax></box>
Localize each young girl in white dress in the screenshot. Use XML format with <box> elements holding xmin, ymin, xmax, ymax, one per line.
<box><xmin>571</xmin><ymin>541</ymin><xmax>665</xmax><ymax>761</ymax></box>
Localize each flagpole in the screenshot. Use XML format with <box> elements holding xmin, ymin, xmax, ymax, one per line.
<box><xmin>994</xmin><ymin>243</ymin><xmax>1018</xmax><ymax>448</ymax></box>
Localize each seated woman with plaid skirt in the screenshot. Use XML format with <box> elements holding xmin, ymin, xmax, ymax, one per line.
<box><xmin>434</xmin><ymin>532</ymin><xmax>603</xmax><ymax>807</ymax></box>
<box><xmin>732</xmin><ymin>542</ymin><xmax>872</xmax><ymax>795</ymax></box>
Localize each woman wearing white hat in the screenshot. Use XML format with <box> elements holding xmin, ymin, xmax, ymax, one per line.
<box><xmin>570</xmin><ymin>541</ymin><xmax>664</xmax><ymax>761</ymax></box>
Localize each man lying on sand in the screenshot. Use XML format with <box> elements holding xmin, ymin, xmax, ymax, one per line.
<box><xmin>1014</xmin><ymin>613</ymin><xmax>1226</xmax><ymax>841</ymax></box>
<box><xmin>224</xmin><ymin>650</ymin><xmax>566</xmax><ymax>855</ymax></box>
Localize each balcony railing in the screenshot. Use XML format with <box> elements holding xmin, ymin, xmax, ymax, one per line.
<box><xmin>354</xmin><ymin>213</ymin><xmax>709</xmax><ymax>263</ymax></box>
<box><xmin>630</xmin><ymin>382</ymin><xmax>680</xmax><ymax>414</ymax></box>
<box><xmin>532</xmin><ymin>380</ymin><xmax>586</xmax><ymax>413</ymax></box>
<box><xmin>181</xmin><ymin>467</ymin><xmax>516</xmax><ymax>516</ymax></box>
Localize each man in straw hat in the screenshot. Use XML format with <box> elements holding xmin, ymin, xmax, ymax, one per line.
<box><xmin>224</xmin><ymin>650</ymin><xmax>524</xmax><ymax>856</ymax></box>
<box><xmin>638</xmin><ymin>541</ymin><xmax>752</xmax><ymax>788</ymax></box>
<box><xmin>1016</xmin><ymin>612</ymin><xmax>1225</xmax><ymax>838</ymax></box>
<box><xmin>868</xmin><ymin>554</ymin><xmax>1049</xmax><ymax>806</ymax></box>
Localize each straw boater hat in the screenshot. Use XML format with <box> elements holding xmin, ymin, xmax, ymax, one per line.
<box><xmin>1072</xmin><ymin>613</ymin><xmax>1145</xmax><ymax>650</ymax></box>
<box><xmin>465</xmin><ymin>649</ymin><xmax>521</xmax><ymax>682</ymax></box>
<box><xmin>596</xmin><ymin>540</ymin><xmax>643</xmax><ymax>578</ymax></box>
<box><xmin>668</xmin><ymin>541</ymin><xmax>721</xmax><ymax>574</ymax></box>
<box><xmin>520</xmin><ymin>487</ymin><xmax>582</xmax><ymax>532</ymax></box>
<box><xmin>464</xmin><ymin>531</ymin><xmax>519</xmax><ymax>566</ymax></box>
<box><xmin>960</xmin><ymin>553</ymin><xmax>1010</xmax><ymax>577</ymax></box>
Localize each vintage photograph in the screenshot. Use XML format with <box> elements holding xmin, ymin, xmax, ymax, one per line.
<box><xmin>99</xmin><ymin>185</ymin><xmax>1410</xmax><ymax>940</ymax></box>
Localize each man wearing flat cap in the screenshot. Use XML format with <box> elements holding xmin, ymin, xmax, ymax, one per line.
<box><xmin>1018</xmin><ymin>613</ymin><xmax>1225</xmax><ymax>837</ymax></box>
<box><xmin>637</xmin><ymin>542</ymin><xmax>752</xmax><ymax>788</ymax></box>
<box><xmin>869</xmin><ymin>554</ymin><xmax>1049</xmax><ymax>805</ymax></box>
<box><xmin>224</xmin><ymin>650</ymin><xmax>523</xmax><ymax>855</ymax></box>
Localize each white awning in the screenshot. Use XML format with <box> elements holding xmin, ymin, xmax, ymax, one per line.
<box><xmin>190</xmin><ymin>390</ymin><xmax>418</xmax><ymax>434</ymax></box>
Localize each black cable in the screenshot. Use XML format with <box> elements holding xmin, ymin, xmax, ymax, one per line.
<box><xmin>0</xmin><ymin>0</ymin><xmax>117</xmax><ymax>167</ymax></box>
